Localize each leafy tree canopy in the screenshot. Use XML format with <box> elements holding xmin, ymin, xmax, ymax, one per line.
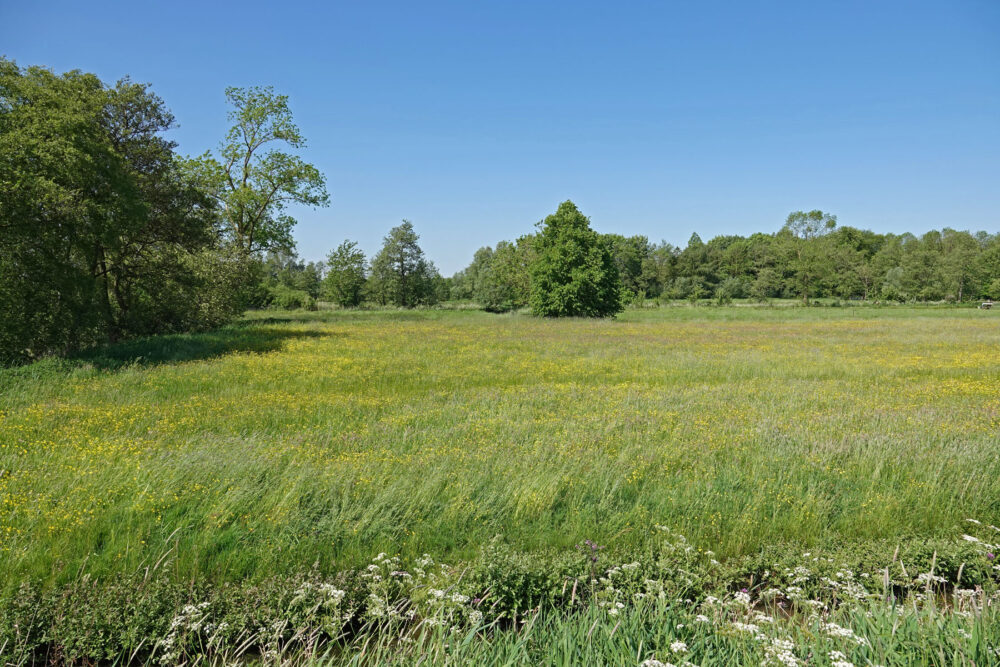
<box><xmin>529</xmin><ymin>201</ymin><xmax>622</xmax><ymax>318</ymax></box>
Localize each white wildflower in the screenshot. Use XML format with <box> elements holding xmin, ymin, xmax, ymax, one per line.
<box><xmin>822</xmin><ymin>622</ymin><xmax>869</xmax><ymax>646</ymax></box>
<box><xmin>731</xmin><ymin>622</ymin><xmax>760</xmax><ymax>633</ymax></box>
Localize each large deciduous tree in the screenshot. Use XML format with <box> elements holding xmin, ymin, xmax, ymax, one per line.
<box><xmin>204</xmin><ymin>86</ymin><xmax>329</xmax><ymax>255</ymax></box>
<box><xmin>0</xmin><ymin>60</ymin><xmax>234</xmax><ymax>363</ymax></box>
<box><xmin>1</xmin><ymin>61</ymin><xmax>106</xmax><ymax>360</ymax></box>
<box><xmin>529</xmin><ymin>201</ymin><xmax>622</xmax><ymax>317</ymax></box>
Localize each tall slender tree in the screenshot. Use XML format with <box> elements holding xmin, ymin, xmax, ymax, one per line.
<box><xmin>198</xmin><ymin>86</ymin><xmax>328</xmax><ymax>256</ymax></box>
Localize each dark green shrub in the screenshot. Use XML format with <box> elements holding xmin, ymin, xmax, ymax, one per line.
<box><xmin>268</xmin><ymin>284</ymin><xmax>317</xmax><ymax>310</ymax></box>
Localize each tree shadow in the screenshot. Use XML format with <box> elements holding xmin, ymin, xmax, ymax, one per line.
<box><xmin>232</xmin><ymin>316</ymin><xmax>299</xmax><ymax>327</ymax></box>
<box><xmin>72</xmin><ymin>324</ymin><xmax>335</xmax><ymax>371</ymax></box>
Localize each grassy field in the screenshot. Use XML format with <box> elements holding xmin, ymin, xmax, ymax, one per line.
<box><xmin>2</xmin><ymin>306</ymin><xmax>999</xmax><ymax>664</ymax></box>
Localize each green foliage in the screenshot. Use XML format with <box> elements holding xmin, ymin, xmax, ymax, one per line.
<box><xmin>606</xmin><ymin>233</ymin><xmax>656</xmax><ymax>300</ymax></box>
<box><xmin>0</xmin><ymin>59</ymin><xmax>241</xmax><ymax>364</ymax></box>
<box><xmin>267</xmin><ymin>284</ymin><xmax>317</xmax><ymax>310</ymax></box>
<box><xmin>529</xmin><ymin>201</ymin><xmax>623</xmax><ymax>317</ymax></box>
<box><xmin>251</xmin><ymin>248</ymin><xmax>324</xmax><ymax>310</ymax></box>
<box><xmin>466</xmin><ymin>542</ymin><xmax>583</xmax><ymax>618</ymax></box>
<box><xmin>323</xmin><ymin>240</ymin><xmax>367</xmax><ymax>307</ymax></box>
<box><xmin>453</xmin><ymin>208</ymin><xmax>1000</xmax><ymax>312</ymax></box>
<box><xmin>368</xmin><ymin>221</ymin><xmax>441</xmax><ymax>307</ymax></box>
<box><xmin>2</xmin><ymin>531</ymin><xmax>997</xmax><ymax>664</ymax></box>
<box><xmin>200</xmin><ymin>86</ymin><xmax>329</xmax><ymax>256</ymax></box>
<box><xmin>779</xmin><ymin>210</ymin><xmax>838</xmax><ymax>303</ymax></box>
<box><xmin>465</xmin><ymin>238</ymin><xmax>534</xmax><ymax>312</ymax></box>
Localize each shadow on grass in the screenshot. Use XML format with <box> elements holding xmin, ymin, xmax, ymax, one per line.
<box><xmin>72</xmin><ymin>325</ymin><xmax>334</xmax><ymax>371</ymax></box>
<box><xmin>232</xmin><ymin>316</ymin><xmax>300</xmax><ymax>326</ymax></box>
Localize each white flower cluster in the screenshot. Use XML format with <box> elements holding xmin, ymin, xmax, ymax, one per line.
<box><xmin>822</xmin><ymin>621</ymin><xmax>870</xmax><ymax>646</ymax></box>
<box><xmin>156</xmin><ymin>601</ymin><xmax>211</xmax><ymax>665</ymax></box>
<box><xmin>762</xmin><ymin>637</ymin><xmax>801</xmax><ymax>666</ymax></box>
<box><xmin>915</xmin><ymin>572</ymin><xmax>946</xmax><ymax>586</ymax></box>
<box><xmin>828</xmin><ymin>649</ymin><xmax>854</xmax><ymax>667</ymax></box>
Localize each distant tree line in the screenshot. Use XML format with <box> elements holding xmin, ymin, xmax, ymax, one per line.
<box><xmin>258</xmin><ymin>221</ymin><xmax>448</xmax><ymax>310</ymax></box>
<box><xmin>450</xmin><ymin>209</ymin><xmax>1000</xmax><ymax>309</ymax></box>
<box><xmin>269</xmin><ymin>201</ymin><xmax>1000</xmax><ymax>317</ymax></box>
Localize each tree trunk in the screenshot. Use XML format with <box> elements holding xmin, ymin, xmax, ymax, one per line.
<box><xmin>98</xmin><ymin>249</ymin><xmax>119</xmax><ymax>343</ymax></box>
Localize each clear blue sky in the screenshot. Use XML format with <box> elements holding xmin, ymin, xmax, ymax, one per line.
<box><xmin>3</xmin><ymin>1</ymin><xmax>999</xmax><ymax>274</ymax></box>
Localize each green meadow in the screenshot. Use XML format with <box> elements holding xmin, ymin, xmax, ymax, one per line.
<box><xmin>2</xmin><ymin>306</ymin><xmax>999</xmax><ymax>664</ymax></box>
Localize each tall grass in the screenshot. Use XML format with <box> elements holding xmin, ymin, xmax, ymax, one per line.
<box><xmin>1</xmin><ymin>306</ymin><xmax>998</xmax><ymax>663</ymax></box>
<box><xmin>1</xmin><ymin>307</ymin><xmax>998</xmax><ymax>586</ymax></box>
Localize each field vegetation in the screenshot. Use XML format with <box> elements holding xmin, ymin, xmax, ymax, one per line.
<box><xmin>4</xmin><ymin>57</ymin><xmax>1000</xmax><ymax>666</ymax></box>
<box><xmin>2</xmin><ymin>306</ymin><xmax>999</xmax><ymax>664</ymax></box>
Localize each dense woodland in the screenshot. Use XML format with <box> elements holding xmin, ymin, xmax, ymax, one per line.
<box><xmin>446</xmin><ymin>212</ymin><xmax>1000</xmax><ymax>310</ymax></box>
<box><xmin>290</xmin><ymin>208</ymin><xmax>1000</xmax><ymax>314</ymax></box>
<box><xmin>2</xmin><ymin>59</ymin><xmax>999</xmax><ymax>364</ymax></box>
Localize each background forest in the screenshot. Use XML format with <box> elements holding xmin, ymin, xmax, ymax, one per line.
<box><xmin>3</xmin><ymin>59</ymin><xmax>999</xmax><ymax>367</ymax></box>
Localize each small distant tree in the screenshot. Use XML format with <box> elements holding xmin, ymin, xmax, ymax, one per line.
<box><xmin>749</xmin><ymin>267</ymin><xmax>781</xmax><ymax>302</ymax></box>
<box><xmin>715</xmin><ymin>276</ymin><xmax>745</xmax><ymax>304</ymax></box>
<box><xmin>881</xmin><ymin>266</ymin><xmax>907</xmax><ymax>302</ymax></box>
<box><xmin>939</xmin><ymin>228</ymin><xmax>980</xmax><ymax>302</ymax></box>
<box><xmin>781</xmin><ymin>210</ymin><xmax>837</xmax><ymax>303</ymax></box>
<box><xmin>529</xmin><ymin>201</ymin><xmax>622</xmax><ymax>317</ymax></box>
<box><xmin>254</xmin><ymin>249</ymin><xmax>322</xmax><ymax>309</ymax></box>
<box><xmin>323</xmin><ymin>240</ymin><xmax>367</xmax><ymax>307</ymax></box>
<box><xmin>852</xmin><ymin>259</ymin><xmax>876</xmax><ymax>301</ymax></box>
<box><xmin>475</xmin><ymin>240</ymin><xmax>528</xmax><ymax>312</ymax></box>
<box><xmin>368</xmin><ymin>221</ymin><xmax>439</xmax><ymax>306</ymax></box>
<box><xmin>988</xmin><ymin>278</ymin><xmax>1000</xmax><ymax>300</ymax></box>
<box><xmin>606</xmin><ymin>234</ymin><xmax>651</xmax><ymax>300</ymax></box>
<box><xmin>448</xmin><ymin>246</ymin><xmax>493</xmax><ymax>300</ymax></box>
<box><xmin>643</xmin><ymin>241</ymin><xmax>678</xmax><ymax>299</ymax></box>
